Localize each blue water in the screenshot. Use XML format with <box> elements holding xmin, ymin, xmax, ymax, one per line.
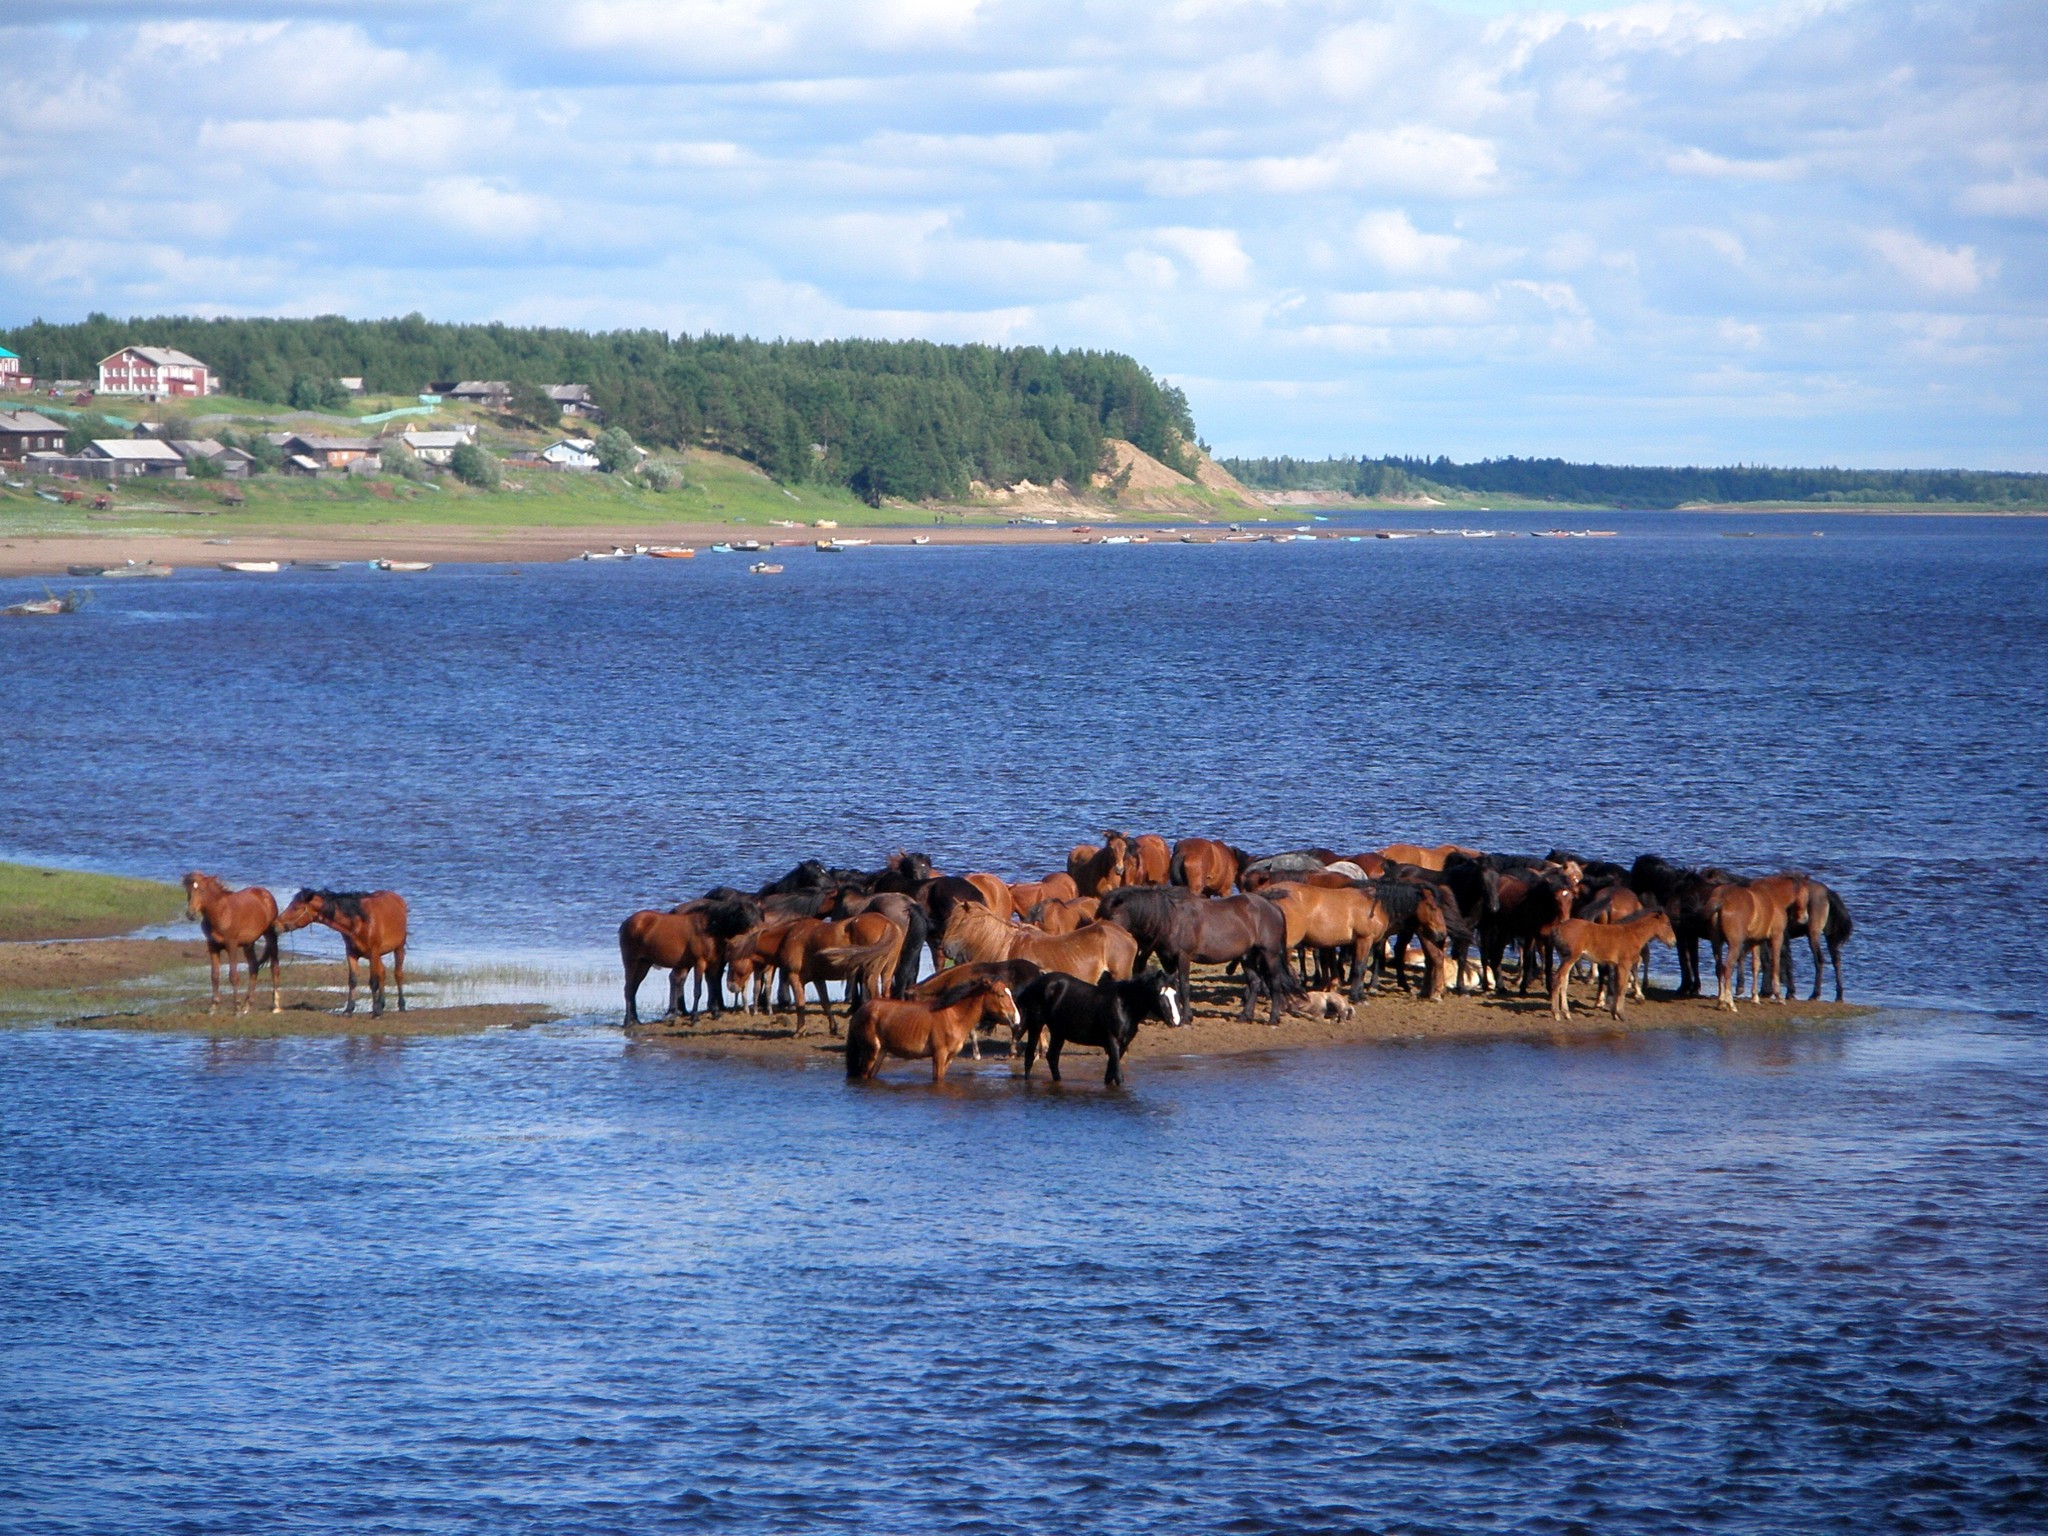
<box><xmin>4</xmin><ymin>513</ymin><xmax>2047</xmax><ymax>1530</ymax></box>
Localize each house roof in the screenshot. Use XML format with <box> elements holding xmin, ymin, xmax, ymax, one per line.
<box><xmin>399</xmin><ymin>430</ymin><xmax>469</xmax><ymax>449</ymax></box>
<box><xmin>288</xmin><ymin>454</ymin><xmax>323</xmax><ymax>471</ymax></box>
<box><xmin>85</xmin><ymin>438</ymin><xmax>186</xmax><ymax>462</ymax></box>
<box><xmin>547</xmin><ymin>384</ymin><xmax>593</xmax><ymax>401</ymax></box>
<box><xmin>0</xmin><ymin>410</ymin><xmax>63</xmax><ymax>433</ymax></box>
<box><xmin>171</xmin><ymin>439</ymin><xmax>249</xmax><ymax>459</ymax></box>
<box><xmin>100</xmin><ymin>346</ymin><xmax>210</xmax><ymax>370</ymax></box>
<box><xmin>287</xmin><ymin>435</ymin><xmax>379</xmax><ymax>453</ymax></box>
<box><xmin>0</xmin><ymin>346</ymin><xmax>17</xmax><ymax>359</ymax></box>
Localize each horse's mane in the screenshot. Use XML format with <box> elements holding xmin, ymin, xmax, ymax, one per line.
<box><xmin>296</xmin><ymin>888</ymin><xmax>372</xmax><ymax>921</ymax></box>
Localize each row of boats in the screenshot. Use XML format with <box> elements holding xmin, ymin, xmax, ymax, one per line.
<box><xmin>56</xmin><ymin>558</ymin><xmax>434</xmax><ymax>578</ymax></box>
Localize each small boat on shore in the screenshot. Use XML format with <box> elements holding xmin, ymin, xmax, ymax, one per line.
<box><xmin>732</xmin><ymin>538</ymin><xmax>764</xmax><ymax>553</ymax></box>
<box><xmin>578</xmin><ymin>547</ymin><xmax>634</xmax><ymax>561</ymax></box>
<box><xmin>297</xmin><ymin>560</ymin><xmax>347</xmax><ymax>571</ymax></box>
<box><xmin>816</xmin><ymin>539</ymin><xmax>843</xmax><ymax>552</ymax></box>
<box><xmin>648</xmin><ymin>546</ymin><xmax>695</xmax><ymax>559</ymax></box>
<box><xmin>219</xmin><ymin>560</ymin><xmax>281</xmax><ymax>573</ymax></box>
<box><xmin>911</xmin><ymin>535</ymin><xmax>931</xmax><ymax>545</ymax></box>
<box><xmin>1102</xmin><ymin>535</ymin><xmax>1132</xmax><ymax>545</ymax></box>
<box><xmin>374</xmin><ymin>559</ymin><xmax>432</xmax><ymax>572</ymax></box>
<box><xmin>748</xmin><ymin>561</ymin><xmax>784</xmax><ymax>575</ymax></box>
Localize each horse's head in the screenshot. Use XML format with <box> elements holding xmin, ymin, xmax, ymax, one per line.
<box><xmin>181</xmin><ymin>870</ymin><xmax>220</xmax><ymax>918</ymax></box>
<box><xmin>1649</xmin><ymin>911</ymin><xmax>1678</xmax><ymax>947</ymax></box>
<box><xmin>274</xmin><ymin>888</ymin><xmax>327</xmax><ymax>932</ymax></box>
<box><xmin>895</xmin><ymin>850</ymin><xmax>935</xmax><ymax>883</ymax></box>
<box><xmin>1785</xmin><ymin>875</ymin><xmax>1813</xmax><ymax>928</ymax></box>
<box><xmin>983</xmin><ymin>981</ymin><xmax>1021</xmax><ymax>1033</ymax></box>
<box><xmin>1147</xmin><ymin>971</ymin><xmax>1185</xmax><ymax>1028</ymax></box>
<box><xmin>1416</xmin><ymin>890</ymin><xmax>1452</xmax><ymax>950</ymax></box>
<box><xmin>1102</xmin><ymin>830</ymin><xmax>1129</xmax><ymax>876</ymax></box>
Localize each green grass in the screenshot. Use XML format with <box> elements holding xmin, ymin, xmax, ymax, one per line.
<box><xmin>0</xmin><ymin>861</ymin><xmax>186</xmax><ymax>941</ymax></box>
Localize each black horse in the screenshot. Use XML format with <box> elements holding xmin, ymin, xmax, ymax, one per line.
<box><xmin>1630</xmin><ymin>855</ymin><xmax>1739</xmax><ymax>997</ymax></box>
<box><xmin>1017</xmin><ymin>968</ymin><xmax>1183</xmax><ymax>1087</ymax></box>
<box><xmin>1098</xmin><ymin>886</ymin><xmax>1301</xmax><ymax>1024</ymax></box>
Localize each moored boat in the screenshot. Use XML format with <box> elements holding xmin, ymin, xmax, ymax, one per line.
<box><xmin>647</xmin><ymin>546</ymin><xmax>696</xmax><ymax>558</ymax></box>
<box><xmin>910</xmin><ymin>535</ymin><xmax>931</xmax><ymax>545</ymax></box>
<box><xmin>219</xmin><ymin>560</ymin><xmax>282</xmax><ymax>573</ymax></box>
<box><xmin>748</xmin><ymin>561</ymin><xmax>785</xmax><ymax>575</ymax></box>
<box><xmin>374</xmin><ymin>559</ymin><xmax>433</xmax><ymax>572</ymax></box>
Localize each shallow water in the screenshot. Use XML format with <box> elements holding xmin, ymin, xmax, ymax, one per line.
<box><xmin>4</xmin><ymin>513</ymin><xmax>2047</xmax><ymax>1529</ymax></box>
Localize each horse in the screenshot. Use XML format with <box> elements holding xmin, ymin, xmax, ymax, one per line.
<box><xmin>1574</xmin><ymin>883</ymin><xmax>1648</xmax><ymax>999</ymax></box>
<box><xmin>1025</xmin><ymin>895</ymin><xmax>1099</xmax><ymax>935</ymax></box>
<box><xmin>1096</xmin><ymin>886</ymin><xmax>1301</xmax><ymax>1025</ymax></box>
<box><xmin>1017</xmin><ymin>969</ymin><xmax>1183</xmax><ymax>1087</ymax></box>
<box><xmin>1126</xmin><ymin>834</ymin><xmax>1172</xmax><ymax>886</ymax></box>
<box><xmin>825</xmin><ymin>888</ymin><xmax>930</xmax><ymax>1001</ymax></box>
<box><xmin>908</xmin><ymin>958</ymin><xmax>1044</xmax><ymax>1058</ymax></box>
<box><xmin>728</xmin><ymin>911</ymin><xmax>906</xmax><ymax>1036</ymax></box>
<box><xmin>1478</xmin><ymin>867</ymin><xmax>1575</xmax><ymax>996</ymax></box>
<box><xmin>182</xmin><ymin>871</ymin><xmax>281</xmax><ymax>1015</ymax></box>
<box><xmin>1629</xmin><ymin>855</ymin><xmax>1738</xmax><ymax>997</ymax></box>
<box><xmin>963</xmin><ymin>872</ymin><xmax>1015</xmax><ymax>923</ymax></box>
<box><xmin>941</xmin><ymin>902</ymin><xmax>1138</xmax><ymax>984</ymax></box>
<box><xmin>1378</xmin><ymin>843</ymin><xmax>1480</xmax><ymax>872</ymax></box>
<box><xmin>1168</xmin><ymin>837</ymin><xmax>1251</xmax><ymax>897</ymax></box>
<box><xmin>618</xmin><ymin>895</ymin><xmax>757</xmax><ymax>1025</ymax></box>
<box><xmin>1363</xmin><ymin>878</ymin><xmax>1457</xmax><ymax>998</ymax></box>
<box><xmin>1238</xmin><ymin>852</ymin><xmax>1330</xmax><ymax>892</ymax></box>
<box><xmin>1006</xmin><ymin>872</ymin><xmax>1079</xmax><ymax>914</ymax></box>
<box><xmin>1710</xmin><ymin>875</ymin><xmax>1811</xmax><ymax>1010</ymax></box>
<box><xmin>1545</xmin><ymin>911</ymin><xmax>1676</xmax><ymax>1021</ymax></box>
<box><xmin>1067</xmin><ymin>831</ymin><xmax>1131</xmax><ymax>897</ymax></box>
<box><xmin>1260</xmin><ymin>881</ymin><xmax>1393</xmax><ymax>1002</ymax></box>
<box><xmin>845</xmin><ymin>976</ymin><xmax>1021</xmax><ymax>1082</ymax></box>
<box><xmin>1779</xmin><ymin>880</ymin><xmax>1853</xmax><ymax>1001</ymax></box>
<box><xmin>277</xmin><ymin>888</ymin><xmax>409</xmax><ymax>1017</ymax></box>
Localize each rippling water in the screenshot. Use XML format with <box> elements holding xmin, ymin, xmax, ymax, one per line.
<box><xmin>4</xmin><ymin>513</ymin><xmax>2047</xmax><ymax>1529</ymax></box>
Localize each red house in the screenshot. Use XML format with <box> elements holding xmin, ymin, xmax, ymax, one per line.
<box><xmin>97</xmin><ymin>346</ymin><xmax>217</xmax><ymax>399</ymax></box>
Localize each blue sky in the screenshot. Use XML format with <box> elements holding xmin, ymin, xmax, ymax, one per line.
<box><xmin>2</xmin><ymin>0</ymin><xmax>2042</xmax><ymax>467</ymax></box>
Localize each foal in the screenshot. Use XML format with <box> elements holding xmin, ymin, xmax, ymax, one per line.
<box><xmin>1545</xmin><ymin>911</ymin><xmax>1675</xmax><ymax>1021</ymax></box>
<box><xmin>845</xmin><ymin>977</ymin><xmax>1020</xmax><ymax>1082</ymax></box>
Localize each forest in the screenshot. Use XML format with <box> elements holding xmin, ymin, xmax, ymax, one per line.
<box><xmin>1220</xmin><ymin>454</ymin><xmax>2048</xmax><ymax>507</ymax></box>
<box><xmin>2</xmin><ymin>314</ymin><xmax>1198</xmax><ymax>502</ymax></box>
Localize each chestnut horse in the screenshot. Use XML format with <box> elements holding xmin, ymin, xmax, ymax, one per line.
<box><xmin>1067</xmin><ymin>831</ymin><xmax>1130</xmax><ymax>898</ymax></box>
<box><xmin>941</xmin><ymin>902</ymin><xmax>1138</xmax><ymax>983</ymax></box>
<box><xmin>1006</xmin><ymin>873</ymin><xmax>1078</xmax><ymax>914</ymax></box>
<box><xmin>729</xmin><ymin>911</ymin><xmax>906</xmax><ymax>1036</ymax></box>
<box><xmin>183</xmin><ymin>871</ymin><xmax>280</xmax><ymax>1015</ymax></box>
<box><xmin>963</xmin><ymin>872</ymin><xmax>1015</xmax><ymax>923</ymax></box>
<box><xmin>618</xmin><ymin>900</ymin><xmax>752</xmax><ymax>1026</ymax></box>
<box><xmin>277</xmin><ymin>888</ymin><xmax>408</xmax><ymax>1016</ymax></box>
<box><xmin>1126</xmin><ymin>834</ymin><xmax>1171</xmax><ymax>886</ymax></box>
<box><xmin>1546</xmin><ymin>911</ymin><xmax>1675</xmax><ymax>1021</ymax></box>
<box><xmin>845</xmin><ymin>976</ymin><xmax>1020</xmax><ymax>1082</ymax></box>
<box><xmin>1260</xmin><ymin>882</ymin><xmax>1394</xmax><ymax>1003</ymax></box>
<box><xmin>909</xmin><ymin>957</ymin><xmax>1044</xmax><ymax>1058</ymax></box>
<box><xmin>1711</xmin><ymin>875</ymin><xmax>1811</xmax><ymax>1010</ymax></box>
<box><xmin>1379</xmin><ymin>843</ymin><xmax>1480</xmax><ymax>873</ymax></box>
<box><xmin>1026</xmin><ymin>895</ymin><xmax>1099</xmax><ymax>935</ymax></box>
<box><xmin>1169</xmin><ymin>837</ymin><xmax>1251</xmax><ymax>897</ymax></box>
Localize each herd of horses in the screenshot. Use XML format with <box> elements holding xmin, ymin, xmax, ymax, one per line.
<box><xmin>619</xmin><ymin>831</ymin><xmax>1855</xmax><ymax>1084</ymax></box>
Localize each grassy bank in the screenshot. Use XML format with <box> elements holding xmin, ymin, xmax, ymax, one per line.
<box><xmin>0</xmin><ymin>861</ymin><xmax>186</xmax><ymax>941</ymax></box>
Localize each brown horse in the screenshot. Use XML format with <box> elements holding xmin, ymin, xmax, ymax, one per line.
<box><xmin>1261</xmin><ymin>882</ymin><xmax>1395</xmax><ymax>1003</ymax></box>
<box><xmin>941</xmin><ymin>902</ymin><xmax>1137</xmax><ymax>982</ymax></box>
<box><xmin>1379</xmin><ymin>843</ymin><xmax>1480</xmax><ymax>872</ymax></box>
<box><xmin>183</xmin><ymin>871</ymin><xmax>281</xmax><ymax>1015</ymax></box>
<box><xmin>1027</xmin><ymin>895</ymin><xmax>1100</xmax><ymax>935</ymax></box>
<box><xmin>963</xmin><ymin>872</ymin><xmax>1015</xmax><ymax>923</ymax></box>
<box><xmin>618</xmin><ymin>905</ymin><xmax>732</xmax><ymax>1026</ymax></box>
<box><xmin>1169</xmin><ymin>837</ymin><xmax>1250</xmax><ymax>897</ymax></box>
<box><xmin>277</xmin><ymin>888</ymin><xmax>408</xmax><ymax>1016</ymax></box>
<box><xmin>1007</xmin><ymin>872</ymin><xmax>1079</xmax><ymax>914</ymax></box>
<box><xmin>729</xmin><ymin>911</ymin><xmax>906</xmax><ymax>1036</ymax></box>
<box><xmin>1576</xmin><ymin>884</ymin><xmax>1648</xmax><ymax>999</ymax></box>
<box><xmin>1546</xmin><ymin>911</ymin><xmax>1675</xmax><ymax>1021</ymax></box>
<box><xmin>1126</xmin><ymin>834</ymin><xmax>1171</xmax><ymax>886</ymax></box>
<box><xmin>845</xmin><ymin>976</ymin><xmax>1021</xmax><ymax>1082</ymax></box>
<box><xmin>1067</xmin><ymin>831</ymin><xmax>1130</xmax><ymax>898</ymax></box>
<box><xmin>1711</xmin><ymin>875</ymin><xmax>1811</xmax><ymax>1010</ymax></box>
<box><xmin>909</xmin><ymin>957</ymin><xmax>1044</xmax><ymax>1058</ymax></box>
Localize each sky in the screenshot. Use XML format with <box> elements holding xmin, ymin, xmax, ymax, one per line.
<box><xmin>1</xmin><ymin>0</ymin><xmax>2043</xmax><ymax>467</ymax></box>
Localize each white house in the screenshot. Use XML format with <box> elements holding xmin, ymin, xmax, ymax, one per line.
<box><xmin>0</xmin><ymin>345</ymin><xmax>19</xmax><ymax>384</ymax></box>
<box><xmin>541</xmin><ymin>437</ymin><xmax>600</xmax><ymax>471</ymax></box>
<box><xmin>97</xmin><ymin>346</ymin><xmax>217</xmax><ymax>399</ymax></box>
<box><xmin>396</xmin><ymin>426</ymin><xmax>477</xmax><ymax>466</ymax></box>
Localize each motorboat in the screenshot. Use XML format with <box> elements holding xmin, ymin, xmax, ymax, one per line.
<box><xmin>748</xmin><ymin>561</ymin><xmax>784</xmax><ymax>575</ymax></box>
<box><xmin>732</xmin><ymin>538</ymin><xmax>764</xmax><ymax>552</ymax></box>
<box><xmin>648</xmin><ymin>546</ymin><xmax>696</xmax><ymax>559</ymax></box>
<box><xmin>580</xmin><ymin>547</ymin><xmax>634</xmax><ymax>560</ymax></box>
<box><xmin>910</xmin><ymin>535</ymin><xmax>931</xmax><ymax>545</ymax></box>
<box><xmin>374</xmin><ymin>559</ymin><xmax>433</xmax><ymax>572</ymax></box>
<box><xmin>218</xmin><ymin>560</ymin><xmax>282</xmax><ymax>573</ymax></box>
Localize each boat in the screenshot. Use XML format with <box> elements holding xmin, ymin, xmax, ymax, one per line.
<box><xmin>68</xmin><ymin>564</ymin><xmax>108</xmax><ymax>577</ymax></box>
<box><xmin>910</xmin><ymin>535</ymin><xmax>931</xmax><ymax>545</ymax></box>
<box><xmin>4</xmin><ymin>587</ymin><xmax>90</xmax><ymax>617</ymax></box>
<box><xmin>732</xmin><ymin>538</ymin><xmax>764</xmax><ymax>552</ymax></box>
<box><xmin>1460</xmin><ymin>530</ymin><xmax>1497</xmax><ymax>539</ymax></box>
<box><xmin>579</xmin><ymin>547</ymin><xmax>634</xmax><ymax>561</ymax></box>
<box><xmin>709</xmin><ymin>543</ymin><xmax>734</xmax><ymax>554</ymax></box>
<box><xmin>834</xmin><ymin>537</ymin><xmax>872</xmax><ymax>547</ymax></box>
<box><xmin>815</xmin><ymin>539</ymin><xmax>843</xmax><ymax>551</ymax></box>
<box><xmin>1375</xmin><ymin>532</ymin><xmax>1418</xmax><ymax>541</ymax></box>
<box><xmin>647</xmin><ymin>546</ymin><xmax>696</xmax><ymax>559</ymax></box>
<box><xmin>1130</xmin><ymin>534</ymin><xmax>1150</xmax><ymax>544</ymax></box>
<box><xmin>103</xmin><ymin>560</ymin><xmax>173</xmax><ymax>578</ymax></box>
<box><xmin>374</xmin><ymin>560</ymin><xmax>432</xmax><ymax>572</ymax></box>
<box><xmin>747</xmin><ymin>561</ymin><xmax>784</xmax><ymax>575</ymax></box>
<box><xmin>813</xmin><ymin>520</ymin><xmax>839</xmax><ymax>529</ymax></box>
<box><xmin>296</xmin><ymin>560</ymin><xmax>347</xmax><ymax>571</ymax></box>
<box><xmin>218</xmin><ymin>560</ymin><xmax>282</xmax><ymax>573</ymax></box>
<box><xmin>1102</xmin><ymin>535</ymin><xmax>1132</xmax><ymax>545</ymax></box>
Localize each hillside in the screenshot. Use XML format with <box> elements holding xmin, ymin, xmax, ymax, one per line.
<box><xmin>3</xmin><ymin>314</ymin><xmax>1199</xmax><ymax>505</ymax></box>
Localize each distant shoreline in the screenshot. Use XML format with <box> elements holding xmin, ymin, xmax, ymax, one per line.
<box><xmin>0</xmin><ymin>503</ymin><xmax>2037</xmax><ymax>578</ymax></box>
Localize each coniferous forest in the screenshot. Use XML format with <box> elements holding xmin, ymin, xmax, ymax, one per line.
<box><xmin>2</xmin><ymin>314</ymin><xmax>1198</xmax><ymax>502</ymax></box>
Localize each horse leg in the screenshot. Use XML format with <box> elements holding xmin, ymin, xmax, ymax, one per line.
<box><xmin>815</xmin><ymin>978</ymin><xmax>838</xmax><ymax>1039</ymax></box>
<box><xmin>665</xmin><ymin>964</ymin><xmax>685</xmax><ymax>1022</ymax></box>
<box><xmin>1349</xmin><ymin>939</ymin><xmax>1370</xmax><ymax>1004</ymax></box>
<box><xmin>263</xmin><ymin>929</ymin><xmax>281</xmax><ymax>1014</ymax></box>
<box><xmin>393</xmin><ymin>945</ymin><xmax>407</xmax><ymax>1013</ymax></box>
<box><xmin>1550</xmin><ymin>958</ymin><xmax>1570</xmax><ymax>1020</ymax></box>
<box><xmin>343</xmin><ymin>951</ymin><xmax>359</xmax><ymax>1015</ymax></box>
<box><xmin>623</xmin><ymin>956</ymin><xmax>650</xmax><ymax>1026</ymax></box>
<box><xmin>1103</xmin><ymin>1033</ymin><xmax>1123</xmax><ymax>1088</ymax></box>
<box><xmin>367</xmin><ymin>948</ymin><xmax>387</xmax><ymax>1018</ymax></box>
<box><xmin>207</xmin><ymin>945</ymin><xmax>221</xmax><ymax>1014</ymax></box>
<box><xmin>1021</xmin><ymin>1022</ymin><xmax>1039</xmax><ymax>1078</ymax></box>
<box><xmin>933</xmin><ymin>1041</ymin><xmax>953</xmax><ymax>1083</ymax></box>
<box><xmin>1716</xmin><ymin>932</ymin><xmax>1737</xmax><ymax>1012</ymax></box>
<box><xmin>1045</xmin><ymin>1032</ymin><xmax>1063</xmax><ymax>1082</ymax></box>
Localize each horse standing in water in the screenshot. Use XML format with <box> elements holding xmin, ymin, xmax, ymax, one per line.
<box><xmin>845</xmin><ymin>976</ymin><xmax>1021</xmax><ymax>1083</ymax></box>
<box><xmin>183</xmin><ymin>871</ymin><xmax>281</xmax><ymax>1015</ymax></box>
<box><xmin>277</xmin><ymin>888</ymin><xmax>410</xmax><ymax>1017</ymax></box>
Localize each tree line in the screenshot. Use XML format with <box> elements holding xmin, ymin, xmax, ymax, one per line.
<box><xmin>1220</xmin><ymin>454</ymin><xmax>2048</xmax><ymax>507</ymax></box>
<box><xmin>2</xmin><ymin>313</ymin><xmax>1199</xmax><ymax>502</ymax></box>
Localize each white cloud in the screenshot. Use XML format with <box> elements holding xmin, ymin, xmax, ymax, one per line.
<box><xmin>1152</xmin><ymin>227</ymin><xmax>1254</xmax><ymax>289</ymax></box>
<box><xmin>1355</xmin><ymin>210</ymin><xmax>1463</xmax><ymax>275</ymax></box>
<box><xmin>1329</xmin><ymin>287</ymin><xmax>1493</xmax><ymax>324</ymax></box>
<box><xmin>1667</xmin><ymin>147</ymin><xmax>1805</xmax><ymax>181</ymax></box>
<box><xmin>1868</xmin><ymin>229</ymin><xmax>1997</xmax><ymax>296</ymax></box>
<box><xmin>1956</xmin><ymin>172</ymin><xmax>2048</xmax><ymax>219</ymax></box>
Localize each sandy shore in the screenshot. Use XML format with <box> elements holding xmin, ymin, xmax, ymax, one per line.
<box><xmin>623</xmin><ymin>974</ymin><xmax>1872</xmax><ymax>1073</ymax></box>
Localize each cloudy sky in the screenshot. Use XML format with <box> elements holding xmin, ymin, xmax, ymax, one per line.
<box><xmin>2</xmin><ymin>0</ymin><xmax>2042</xmax><ymax>466</ymax></box>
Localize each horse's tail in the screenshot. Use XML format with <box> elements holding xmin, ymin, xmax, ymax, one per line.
<box><xmin>845</xmin><ymin>1009</ymin><xmax>879</xmax><ymax>1079</ymax></box>
<box><xmin>1823</xmin><ymin>886</ymin><xmax>1853</xmax><ymax>944</ymax></box>
<box><xmin>891</xmin><ymin>905</ymin><xmax>929</xmax><ymax>998</ymax></box>
<box><xmin>1228</xmin><ymin>847</ymin><xmax>1254</xmax><ymax>889</ymax></box>
<box><xmin>816</xmin><ymin>936</ymin><xmax>897</xmax><ymax>974</ymax></box>
<box><xmin>1168</xmin><ymin>843</ymin><xmax>1188</xmax><ymax>887</ymax></box>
